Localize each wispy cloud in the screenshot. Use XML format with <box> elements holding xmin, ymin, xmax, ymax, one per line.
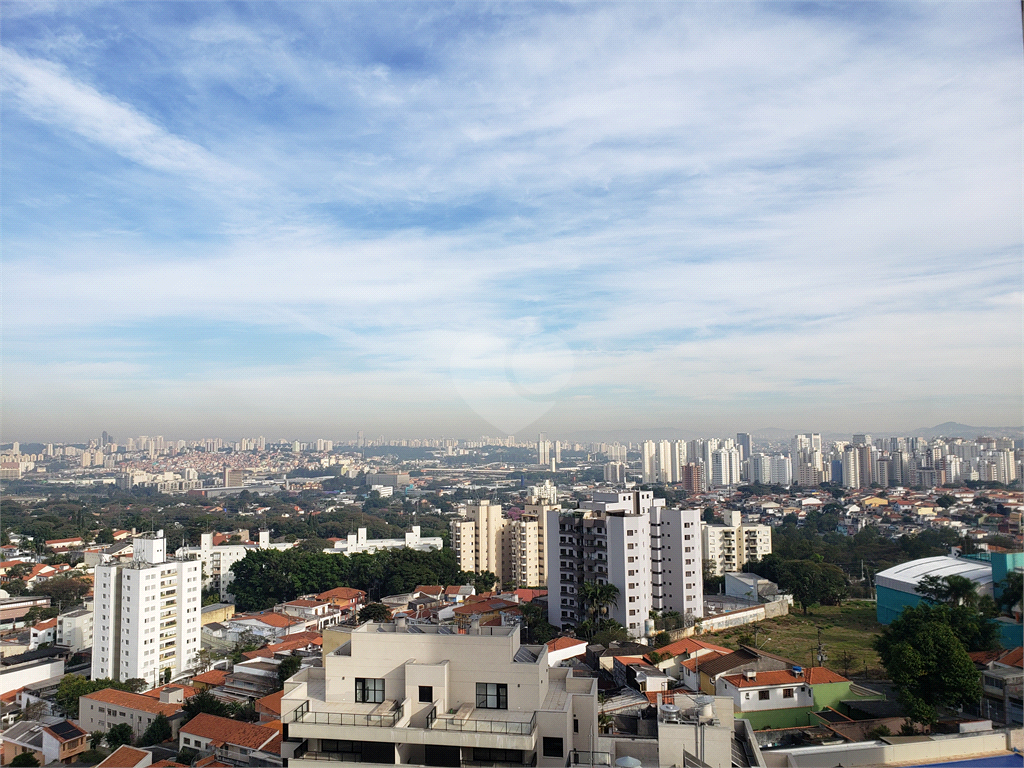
<box><xmin>1</xmin><ymin>2</ymin><xmax>1020</xmax><ymax>440</ymax></box>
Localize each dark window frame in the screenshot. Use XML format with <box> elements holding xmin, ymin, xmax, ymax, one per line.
<box><xmin>476</xmin><ymin>682</ymin><xmax>508</xmax><ymax>709</ymax></box>
<box><xmin>355</xmin><ymin>677</ymin><xmax>385</xmax><ymax>703</ymax></box>
<box><xmin>419</xmin><ymin>685</ymin><xmax>433</xmax><ymax>703</ymax></box>
<box><xmin>542</xmin><ymin>737</ymin><xmax>564</xmax><ymax>758</ymax></box>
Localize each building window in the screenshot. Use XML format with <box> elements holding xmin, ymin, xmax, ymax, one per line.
<box><xmin>419</xmin><ymin>686</ymin><xmax>433</xmax><ymax>703</ymax></box>
<box><xmin>476</xmin><ymin>683</ymin><xmax>508</xmax><ymax>709</ymax></box>
<box><xmin>783</xmin><ymin>688</ymin><xmax>794</xmax><ymax>699</ymax></box>
<box><xmin>355</xmin><ymin>678</ymin><xmax>385</xmax><ymax>703</ymax></box>
<box><xmin>543</xmin><ymin>738</ymin><xmax>564</xmax><ymax>758</ymax></box>
<box><xmin>758</xmin><ymin>690</ymin><xmax>770</xmax><ymax>700</ymax></box>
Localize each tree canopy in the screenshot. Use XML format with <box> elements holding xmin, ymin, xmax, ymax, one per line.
<box><xmin>874</xmin><ymin>604</ymin><xmax>983</xmax><ymax>724</ymax></box>
<box><xmin>138</xmin><ymin>713</ymin><xmax>172</xmax><ymax>746</ymax></box>
<box><xmin>228</xmin><ymin>546</ymin><xmax>471</xmax><ymax>610</ymax></box>
<box><xmin>55</xmin><ymin>675</ymin><xmax>137</xmax><ymax>719</ymax></box>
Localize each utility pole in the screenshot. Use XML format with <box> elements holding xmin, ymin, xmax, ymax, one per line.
<box><xmin>816</xmin><ymin>626</ymin><xmax>827</xmax><ymax>667</ymax></box>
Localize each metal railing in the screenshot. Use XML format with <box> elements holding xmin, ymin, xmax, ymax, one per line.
<box><xmin>427</xmin><ymin>707</ymin><xmax>536</xmax><ymax>735</ymax></box>
<box><xmin>290</xmin><ymin>702</ymin><xmax>403</xmax><ymax>728</ymax></box>
<box><xmin>569</xmin><ymin>751</ymin><xmax>610</xmax><ymax>766</ymax></box>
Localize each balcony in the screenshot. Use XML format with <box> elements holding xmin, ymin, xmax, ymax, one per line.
<box><xmin>291</xmin><ymin>700</ymin><xmax>404</xmax><ymax>728</ymax></box>
<box><xmin>427</xmin><ymin>707</ymin><xmax>536</xmax><ymax>736</ymax></box>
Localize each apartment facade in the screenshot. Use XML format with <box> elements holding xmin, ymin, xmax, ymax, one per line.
<box><xmin>93</xmin><ymin>532</ymin><xmax>202</xmax><ymax>689</ymax></box>
<box><xmin>56</xmin><ymin>607</ymin><xmax>93</xmax><ymax>652</ymax></box>
<box><xmin>545</xmin><ymin>491</ymin><xmax>703</xmax><ymax>638</ymax></box>
<box><xmin>650</xmin><ymin>507</ymin><xmax>704</xmax><ymax>619</ymax></box>
<box><xmin>504</xmin><ymin>503</ymin><xmax>553</xmax><ymax>589</ymax></box>
<box><xmin>280</xmin><ymin>619</ymin><xmax>598</xmax><ymax>768</ymax></box>
<box><xmin>450</xmin><ymin>501</ymin><xmax>509</xmax><ymax>582</ymax></box>
<box><xmin>79</xmin><ymin>688</ymin><xmax>185</xmax><ymax>742</ymax></box>
<box><xmin>701</xmin><ymin>511</ymin><xmax>773</xmax><ymax>577</ymax></box>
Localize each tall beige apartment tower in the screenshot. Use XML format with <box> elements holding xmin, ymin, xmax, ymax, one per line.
<box><xmin>450</xmin><ymin>501</ymin><xmax>509</xmax><ymax>583</ymax></box>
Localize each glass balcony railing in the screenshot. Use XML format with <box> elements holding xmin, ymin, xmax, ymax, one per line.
<box><xmin>290</xmin><ymin>701</ymin><xmax>403</xmax><ymax>728</ymax></box>
<box><xmin>427</xmin><ymin>707</ymin><xmax>536</xmax><ymax>735</ymax></box>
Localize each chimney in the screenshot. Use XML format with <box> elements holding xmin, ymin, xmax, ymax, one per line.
<box><xmin>744</xmin><ymin>669</ymin><xmax>756</xmax><ymax>681</ymax></box>
<box><xmin>471</xmin><ymin>615</ymin><xmax>481</xmax><ymax>634</ymax></box>
<box><xmin>395</xmin><ymin>615</ymin><xmax>408</xmax><ymax>632</ymax></box>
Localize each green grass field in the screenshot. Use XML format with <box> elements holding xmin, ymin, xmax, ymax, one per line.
<box><xmin>701</xmin><ymin>601</ymin><xmax>887</xmax><ymax>679</ymax></box>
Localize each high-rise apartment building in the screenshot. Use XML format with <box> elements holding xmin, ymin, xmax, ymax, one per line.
<box><xmin>546</xmin><ymin>491</ymin><xmax>703</xmax><ymax>638</ymax></box>
<box><xmin>537</xmin><ymin>434</ymin><xmax>550</xmax><ymax>466</ymax></box>
<box><xmin>656</xmin><ymin>440</ymin><xmax>673</xmax><ymax>483</ymax></box>
<box><xmin>735</xmin><ymin>433</ymin><xmax>752</xmax><ymax>461</ymax></box>
<box><xmin>603</xmin><ymin>462</ymin><xmax>626</xmax><ymax>484</ymax></box>
<box><xmin>841</xmin><ymin>446</ymin><xmax>860</xmax><ymax>490</ymax></box>
<box><xmin>450</xmin><ymin>501</ymin><xmax>509</xmax><ymax>584</ymax></box>
<box><xmin>679</xmin><ymin>462</ymin><xmax>706</xmax><ymax>494</ymax></box>
<box><xmin>642</xmin><ymin>441</ymin><xmax>657</xmax><ymax>484</ymax></box>
<box><xmin>701</xmin><ymin>510</ymin><xmax>772</xmax><ymax>577</ymax></box>
<box><xmin>769</xmin><ymin>455</ymin><xmax>792</xmax><ymax>486</ymax></box>
<box><xmin>710</xmin><ymin>447</ymin><xmax>741</xmax><ymax>487</ymax></box>
<box><xmin>857</xmin><ymin>444</ymin><xmax>875</xmax><ymax>488</ymax></box>
<box><xmin>749</xmin><ymin>453</ymin><xmax>771</xmax><ymax>484</ymax></box>
<box><xmin>505</xmin><ymin>503</ymin><xmax>552</xmax><ymax>589</ymax></box>
<box><xmin>93</xmin><ymin>532</ymin><xmax>201</xmax><ymax>689</ymax></box>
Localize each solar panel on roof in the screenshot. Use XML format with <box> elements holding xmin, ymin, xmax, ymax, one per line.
<box><xmin>48</xmin><ymin>721</ymin><xmax>83</xmax><ymax>740</ymax></box>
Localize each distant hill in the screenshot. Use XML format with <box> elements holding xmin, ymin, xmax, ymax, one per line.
<box><xmin>905</xmin><ymin>422</ymin><xmax>1023</xmax><ymax>439</ymax></box>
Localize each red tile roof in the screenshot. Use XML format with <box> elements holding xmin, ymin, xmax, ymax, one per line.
<box><xmin>652</xmin><ymin>637</ymin><xmax>732</xmax><ymax>660</ymax></box>
<box><xmin>316</xmin><ymin>586</ymin><xmax>366</xmax><ymax>601</ymax></box>
<box><xmin>143</xmin><ymin>684</ymin><xmax>198</xmax><ymax>700</ymax></box>
<box><xmin>998</xmin><ymin>647</ymin><xmax>1023</xmax><ymax>668</ymax></box>
<box><xmin>150</xmin><ymin>761</ymin><xmax>188</xmax><ymax>767</ymax></box>
<box><xmin>721</xmin><ymin>667</ymin><xmax>849</xmax><ymax>688</ymax></box>
<box><xmin>233</xmin><ymin>611</ymin><xmax>305</xmax><ymax>628</ymax></box>
<box><xmin>283</xmin><ymin>599</ymin><xmax>326</xmax><ymax>608</ymax></box>
<box><xmin>82</xmin><ymin>688</ymin><xmax>182</xmax><ymax>717</ymax></box>
<box><xmin>181</xmin><ymin>713</ymin><xmax>279</xmax><ymax>751</ymax></box>
<box><xmin>97</xmin><ymin>745</ymin><xmax>151</xmax><ymax>768</ymax></box>
<box><xmin>191</xmin><ymin>669</ymin><xmax>228</xmax><ymax>686</ymax></box>
<box><xmin>514</xmin><ymin>588</ymin><xmax>547</xmax><ymax>602</ymax></box>
<box><xmin>452</xmin><ymin>598</ymin><xmax>520</xmax><ymax>615</ymax></box>
<box><xmin>680</xmin><ymin>651</ymin><xmax>728</xmax><ymax>672</ymax></box>
<box><xmin>547</xmin><ymin>637</ymin><xmax>588</xmax><ymax>652</ymax></box>
<box><xmin>414</xmin><ymin>585</ymin><xmax>444</xmax><ymax>596</ymax></box>
<box><xmin>32</xmin><ymin>618</ymin><xmax>58</xmax><ymax>631</ymax></box>
<box><xmin>255</xmin><ymin>690</ymin><xmax>284</xmax><ymax>715</ymax></box>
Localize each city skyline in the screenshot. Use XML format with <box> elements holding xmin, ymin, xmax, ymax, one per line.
<box><xmin>2</xmin><ymin>2</ymin><xmax>1021</xmax><ymax>439</ymax></box>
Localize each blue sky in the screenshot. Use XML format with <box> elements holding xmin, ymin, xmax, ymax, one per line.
<box><xmin>2</xmin><ymin>2</ymin><xmax>1021</xmax><ymax>442</ymax></box>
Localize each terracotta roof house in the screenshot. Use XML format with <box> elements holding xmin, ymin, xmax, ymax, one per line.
<box><xmin>179</xmin><ymin>713</ymin><xmax>281</xmax><ymax>765</ymax></box>
<box><xmin>79</xmin><ymin>688</ymin><xmax>186</xmax><ymax>742</ymax></box>
<box><xmin>96</xmin><ymin>744</ymin><xmax>153</xmax><ymax>768</ymax></box>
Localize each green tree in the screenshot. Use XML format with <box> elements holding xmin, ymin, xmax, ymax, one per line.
<box><xmin>96</xmin><ymin>527</ymin><xmax>115</xmax><ymax>544</ymax></box>
<box><xmin>874</xmin><ymin>604</ymin><xmax>983</xmax><ymax>724</ymax></box>
<box><xmin>138</xmin><ymin>713</ymin><xmax>172</xmax><ymax>746</ymax></box>
<box><xmin>277</xmin><ymin>654</ymin><xmax>303</xmax><ymax>688</ymax></box>
<box><xmin>997</xmin><ymin>571</ymin><xmax>1022</xmax><ymax>617</ymax></box>
<box><xmin>10</xmin><ymin>753</ymin><xmax>40</xmax><ymax>767</ymax></box>
<box><xmin>358</xmin><ymin>602</ymin><xmax>392</xmax><ymax>623</ymax></box>
<box><xmin>182</xmin><ymin>688</ymin><xmax>229</xmax><ymax>721</ymax></box>
<box><xmin>32</xmin><ymin>575</ymin><xmax>90</xmax><ymax>611</ymax></box>
<box><xmin>916</xmin><ymin>574</ymin><xmax>979</xmax><ymax>608</ymax></box>
<box><xmin>106</xmin><ymin>722</ymin><xmax>135</xmax><ymax>749</ymax></box>
<box><xmin>123</xmin><ymin>678</ymin><xmax>148</xmax><ymax>694</ymax></box>
<box><xmin>56</xmin><ymin>675</ymin><xmax>131</xmax><ymax>719</ymax></box>
<box><xmin>591</xmin><ymin>619</ymin><xmax>629</xmax><ymax>646</ymax></box>
<box><xmin>473</xmin><ymin>571</ymin><xmax>497</xmax><ymax>594</ymax></box>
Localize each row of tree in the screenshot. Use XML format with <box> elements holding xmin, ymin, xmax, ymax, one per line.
<box><xmin>227</xmin><ymin>546</ymin><xmax>477</xmax><ymax>611</ymax></box>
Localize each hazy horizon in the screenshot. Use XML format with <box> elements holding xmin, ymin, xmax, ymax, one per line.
<box><xmin>3</xmin><ymin>2</ymin><xmax>1021</xmax><ymax>442</ymax></box>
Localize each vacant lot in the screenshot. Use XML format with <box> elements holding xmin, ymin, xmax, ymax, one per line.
<box><xmin>701</xmin><ymin>601</ymin><xmax>887</xmax><ymax>679</ymax></box>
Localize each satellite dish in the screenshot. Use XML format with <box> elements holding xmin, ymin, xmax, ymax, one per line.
<box><xmin>615</xmin><ymin>758</ymin><xmax>642</xmax><ymax>768</ymax></box>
